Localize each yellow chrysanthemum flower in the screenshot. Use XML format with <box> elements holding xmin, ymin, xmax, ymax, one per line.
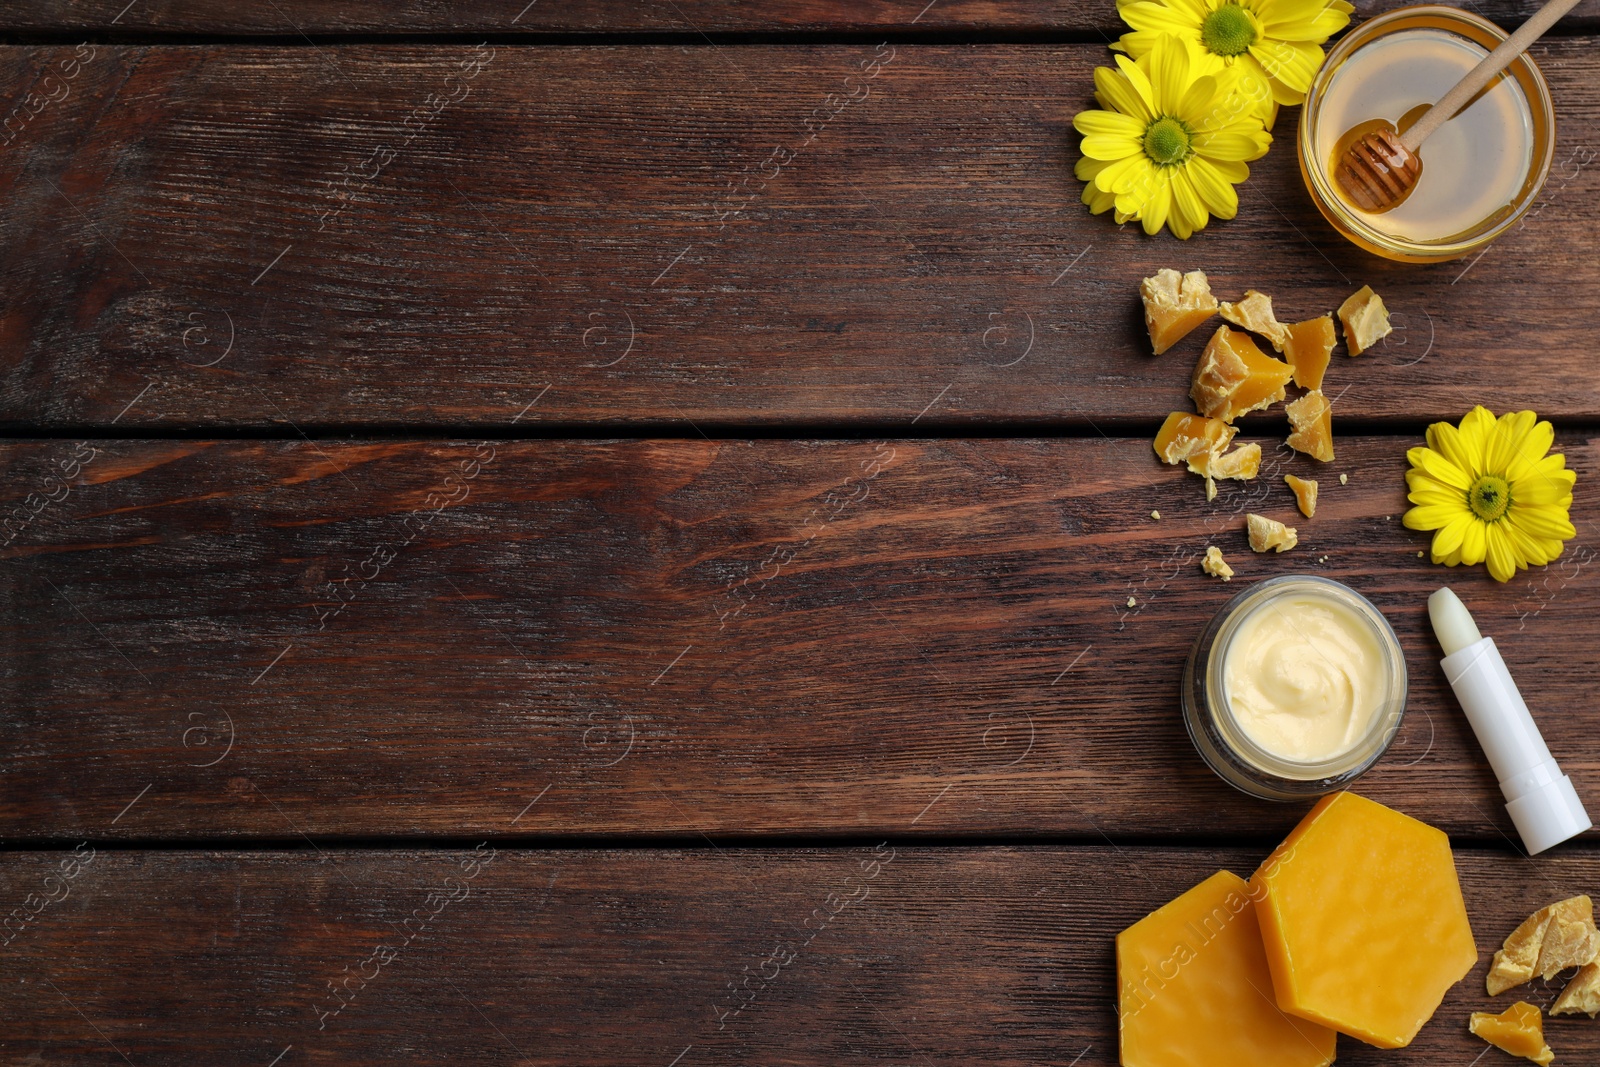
<box><xmin>1404</xmin><ymin>406</ymin><xmax>1577</xmax><ymax>583</ymax></box>
<box><xmin>1073</xmin><ymin>34</ymin><xmax>1271</xmax><ymax>239</ymax></box>
<box><xmin>1114</xmin><ymin>0</ymin><xmax>1353</xmax><ymax>126</ymax></box>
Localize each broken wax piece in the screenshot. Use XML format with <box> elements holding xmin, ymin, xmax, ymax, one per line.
<box><xmin>1487</xmin><ymin>896</ymin><xmax>1600</xmax><ymax>996</ymax></box>
<box><xmin>1286</xmin><ymin>390</ymin><xmax>1335</xmax><ymax>462</ymax></box>
<box><xmin>1251</xmin><ymin>792</ymin><xmax>1477</xmax><ymax>1048</ymax></box>
<box><xmin>1246</xmin><ymin>514</ymin><xmax>1297</xmax><ymax>553</ymax></box>
<box><xmin>1117</xmin><ymin>870</ymin><xmax>1336</xmax><ymax>1067</ymax></box>
<box><xmin>1469</xmin><ymin>1002</ymin><xmax>1554</xmax><ymax>1066</ymax></box>
<box><xmin>1338</xmin><ymin>285</ymin><xmax>1391</xmax><ymax>356</ymax></box>
<box><xmin>1201</xmin><ymin>546</ymin><xmax>1233</xmax><ymax>581</ymax></box>
<box><xmin>1553</xmin><ymin>962</ymin><xmax>1600</xmax><ymax>1016</ymax></box>
<box><xmin>1191</xmin><ymin>326</ymin><xmax>1293</xmax><ymax>424</ymax></box>
<box><xmin>1191</xmin><ymin>442</ymin><xmax>1261</xmax><ymax>483</ymax></box>
<box><xmin>1284</xmin><ymin>316</ymin><xmax>1336</xmax><ymax>391</ymax></box>
<box><xmin>1153</xmin><ymin>411</ymin><xmax>1236</xmax><ymax>465</ymax></box>
<box><xmin>1285</xmin><ymin>475</ymin><xmax>1318</xmax><ymax>518</ymax></box>
<box><xmin>1220</xmin><ymin>290</ymin><xmax>1292</xmax><ymax>351</ymax></box>
<box><xmin>1141</xmin><ymin>269</ymin><xmax>1220</xmax><ymax>355</ymax></box>
<box><xmin>1429</xmin><ymin>588</ymin><xmax>1592</xmax><ymax>856</ymax></box>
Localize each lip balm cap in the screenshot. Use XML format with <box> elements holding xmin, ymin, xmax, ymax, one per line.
<box><xmin>1507</xmin><ymin>774</ymin><xmax>1593</xmax><ymax>855</ymax></box>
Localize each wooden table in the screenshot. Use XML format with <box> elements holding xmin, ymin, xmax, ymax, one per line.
<box><xmin>4</xmin><ymin>2</ymin><xmax>1600</xmax><ymax>1063</ymax></box>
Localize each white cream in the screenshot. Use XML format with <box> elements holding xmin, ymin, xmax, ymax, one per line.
<box><xmin>1223</xmin><ymin>594</ymin><xmax>1387</xmax><ymax>762</ymax></box>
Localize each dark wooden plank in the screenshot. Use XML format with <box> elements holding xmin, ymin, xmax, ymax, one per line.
<box><xmin>4</xmin><ymin>0</ymin><xmax>1598</xmax><ymax>35</ymax></box>
<box><xmin>3</xmin><ymin>845</ymin><xmax>1599</xmax><ymax>1064</ymax></box>
<box><xmin>4</xmin><ymin>435</ymin><xmax>1597</xmax><ymax>840</ymax></box>
<box><xmin>1</xmin><ymin>41</ymin><xmax>1597</xmax><ymax>428</ymax></box>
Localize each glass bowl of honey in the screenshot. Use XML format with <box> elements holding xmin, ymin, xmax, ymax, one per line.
<box><xmin>1299</xmin><ymin>5</ymin><xmax>1554</xmax><ymax>263</ymax></box>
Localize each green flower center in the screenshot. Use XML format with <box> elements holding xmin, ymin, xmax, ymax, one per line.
<box><xmin>1201</xmin><ymin>3</ymin><xmax>1258</xmax><ymax>57</ymax></box>
<box><xmin>1468</xmin><ymin>474</ymin><xmax>1512</xmax><ymax>523</ymax></box>
<box><xmin>1143</xmin><ymin>116</ymin><xmax>1192</xmax><ymax>166</ymax></box>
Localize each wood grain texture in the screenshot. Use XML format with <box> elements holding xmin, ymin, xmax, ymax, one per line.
<box><xmin>1</xmin><ymin>41</ymin><xmax>1597</xmax><ymax>429</ymax></box>
<box><xmin>4</xmin><ymin>845</ymin><xmax>1600</xmax><ymax>1065</ymax></box>
<box><xmin>4</xmin><ymin>0</ymin><xmax>1598</xmax><ymax>35</ymax></box>
<box><xmin>4</xmin><ymin>435</ymin><xmax>1597</xmax><ymax>841</ymax></box>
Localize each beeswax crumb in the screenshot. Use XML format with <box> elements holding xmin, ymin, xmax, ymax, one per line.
<box><xmin>1127</xmin><ymin>596</ymin><xmax>1137</xmax><ymax>608</ymax></box>
<box><xmin>1191</xmin><ymin>326</ymin><xmax>1293</xmax><ymax>424</ymax></box>
<box><xmin>1286</xmin><ymin>390</ymin><xmax>1335</xmax><ymax>462</ymax></box>
<box><xmin>1220</xmin><ymin>290</ymin><xmax>1292</xmax><ymax>351</ymax></box>
<box><xmin>1338</xmin><ymin>285</ymin><xmax>1391</xmax><ymax>356</ymax></box>
<box><xmin>1118</xmin><ymin>871</ymin><xmax>1336</xmax><ymax>1067</ymax></box>
<box><xmin>1487</xmin><ymin>896</ymin><xmax>1600</xmax><ymax>996</ymax></box>
<box><xmin>1251</xmin><ymin>792</ymin><xmax>1477</xmax><ymax>1049</ymax></box>
<box><xmin>1151</xmin><ymin>510</ymin><xmax>1161</xmax><ymax>520</ymax></box>
<box><xmin>1141</xmin><ymin>269</ymin><xmax>1220</xmax><ymax>355</ymax></box>
<box><xmin>1285</xmin><ymin>475</ymin><xmax>1318</xmax><ymax>518</ymax></box>
<box><xmin>1202</xmin><ymin>546</ymin><xmax>1234</xmax><ymax>581</ymax></box>
<box><xmin>1284</xmin><ymin>315</ymin><xmax>1337</xmax><ymax>391</ymax></box>
<box><xmin>1339</xmin><ymin>473</ymin><xmax>1348</xmax><ymax>485</ymax></box>
<box><xmin>1247</xmin><ymin>514</ymin><xmax>1297</xmax><ymax>553</ymax></box>
<box><xmin>1469</xmin><ymin>1002</ymin><xmax>1554</xmax><ymax>1066</ymax></box>
<box><xmin>1153</xmin><ymin>411</ymin><xmax>1237</xmax><ymax>465</ymax></box>
<box><xmin>1553</xmin><ymin>962</ymin><xmax>1600</xmax><ymax>1017</ymax></box>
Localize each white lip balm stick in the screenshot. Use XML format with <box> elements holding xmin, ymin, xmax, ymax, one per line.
<box><xmin>1429</xmin><ymin>587</ymin><xmax>1591</xmax><ymax>855</ymax></box>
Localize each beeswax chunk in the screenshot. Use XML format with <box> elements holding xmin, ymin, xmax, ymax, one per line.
<box><xmin>1469</xmin><ymin>1002</ymin><xmax>1554</xmax><ymax>1066</ymax></box>
<box><xmin>1153</xmin><ymin>412</ymin><xmax>1237</xmax><ymax>465</ymax></box>
<box><xmin>1192</xmin><ymin>442</ymin><xmax>1261</xmax><ymax>483</ymax></box>
<box><xmin>1118</xmin><ymin>870</ymin><xmax>1336</xmax><ymax>1067</ymax></box>
<box><xmin>1220</xmin><ymin>290</ymin><xmax>1292</xmax><ymax>351</ymax></box>
<box><xmin>1191</xmin><ymin>326</ymin><xmax>1293</xmax><ymax>424</ymax></box>
<box><xmin>1284</xmin><ymin>316</ymin><xmax>1336</xmax><ymax>391</ymax></box>
<box><xmin>1285</xmin><ymin>475</ymin><xmax>1318</xmax><ymax>518</ymax></box>
<box><xmin>1286</xmin><ymin>390</ymin><xmax>1335</xmax><ymax>462</ymax></box>
<box><xmin>1251</xmin><ymin>792</ymin><xmax>1478</xmax><ymax>1049</ymax></box>
<box><xmin>1553</xmin><ymin>962</ymin><xmax>1600</xmax><ymax>1016</ymax></box>
<box><xmin>1247</xmin><ymin>514</ymin><xmax>1297</xmax><ymax>553</ymax></box>
<box><xmin>1201</xmin><ymin>546</ymin><xmax>1234</xmax><ymax>581</ymax></box>
<box><xmin>1141</xmin><ymin>269</ymin><xmax>1220</xmax><ymax>355</ymax></box>
<box><xmin>1487</xmin><ymin>896</ymin><xmax>1600</xmax><ymax>996</ymax></box>
<box><xmin>1338</xmin><ymin>285</ymin><xmax>1391</xmax><ymax>356</ymax></box>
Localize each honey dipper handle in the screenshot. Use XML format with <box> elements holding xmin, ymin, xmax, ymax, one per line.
<box><xmin>1399</xmin><ymin>0</ymin><xmax>1583</xmax><ymax>153</ymax></box>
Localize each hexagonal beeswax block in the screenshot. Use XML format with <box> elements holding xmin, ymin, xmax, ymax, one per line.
<box><xmin>1118</xmin><ymin>870</ymin><xmax>1336</xmax><ymax>1067</ymax></box>
<box><xmin>1251</xmin><ymin>792</ymin><xmax>1478</xmax><ymax>1048</ymax></box>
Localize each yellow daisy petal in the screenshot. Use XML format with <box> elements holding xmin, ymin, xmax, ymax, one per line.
<box><xmin>1503</xmin><ymin>522</ymin><xmax>1554</xmax><ymax>568</ymax></box>
<box><xmin>1074</xmin><ymin>109</ymin><xmax>1147</xmax><ymax>139</ymax></box>
<box><xmin>1411</xmin><ymin>447</ymin><xmax>1471</xmax><ymax>492</ymax></box>
<box><xmin>1459</xmin><ymin>518</ymin><xmax>1487</xmax><ymax>567</ymax></box>
<box><xmin>1170</xmin><ymin>168</ymin><xmax>1209</xmax><ymax>235</ymax></box>
<box><xmin>1140</xmin><ymin>180</ymin><xmax>1173</xmax><ymax>235</ymax></box>
<box><xmin>1117</xmin><ymin>2</ymin><xmax>1205</xmax><ymax>39</ymax></box>
<box><xmin>1510</xmin><ymin>470</ymin><xmax>1574</xmax><ymax>507</ymax></box>
<box><xmin>1486</xmin><ymin>409</ymin><xmax>1536</xmax><ymax>474</ymax></box>
<box><xmin>1082</xmin><ymin>133</ymin><xmax>1145</xmax><ymax>160</ymax></box>
<box><xmin>1250</xmin><ymin>38</ymin><xmax>1324</xmax><ymax>101</ymax></box>
<box><xmin>1148</xmin><ymin>33</ymin><xmax>1193</xmax><ymax>112</ymax></box>
<box><xmin>1114</xmin><ymin>53</ymin><xmax>1160</xmax><ymax>117</ymax></box>
<box><xmin>1503</xmin><ymin>417</ymin><xmax>1555</xmax><ymax>483</ymax></box>
<box><xmin>1094</xmin><ymin>64</ymin><xmax>1153</xmax><ymax>123</ymax></box>
<box><xmin>1431</xmin><ymin>515</ymin><xmax>1472</xmax><ymax>560</ymax></box>
<box><xmin>1507</xmin><ymin>506</ymin><xmax>1577</xmax><ymax>542</ymax></box>
<box><xmin>1423</xmin><ymin>420</ymin><xmax>1476</xmax><ymax>479</ymax></box>
<box><xmin>1458</xmin><ymin>406</ymin><xmax>1497</xmax><ymax>472</ymax></box>
<box><xmin>1484</xmin><ymin>523</ymin><xmax>1520</xmax><ymax>583</ymax></box>
<box><xmin>1193</xmin><ymin>130</ymin><xmax>1270</xmax><ymax>161</ymax></box>
<box><xmin>1403</xmin><ymin>504</ymin><xmax>1463</xmax><ymax>532</ymax></box>
<box><xmin>1185</xmin><ymin>156</ymin><xmax>1241</xmax><ymax>217</ymax></box>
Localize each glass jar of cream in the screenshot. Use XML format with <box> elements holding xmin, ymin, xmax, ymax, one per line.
<box><xmin>1183</xmin><ymin>575</ymin><xmax>1407</xmax><ymax>801</ymax></box>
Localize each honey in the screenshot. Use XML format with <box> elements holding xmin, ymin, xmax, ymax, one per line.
<box><xmin>1299</xmin><ymin>7</ymin><xmax>1554</xmax><ymax>262</ymax></box>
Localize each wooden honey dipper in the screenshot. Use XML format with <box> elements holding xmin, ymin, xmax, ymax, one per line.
<box><xmin>1334</xmin><ymin>0</ymin><xmax>1581</xmax><ymax>213</ymax></box>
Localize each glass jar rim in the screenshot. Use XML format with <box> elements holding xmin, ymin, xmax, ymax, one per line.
<box><xmin>1299</xmin><ymin>4</ymin><xmax>1555</xmax><ymax>261</ymax></box>
<box><xmin>1205</xmin><ymin>575</ymin><xmax>1407</xmax><ymax>780</ymax></box>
